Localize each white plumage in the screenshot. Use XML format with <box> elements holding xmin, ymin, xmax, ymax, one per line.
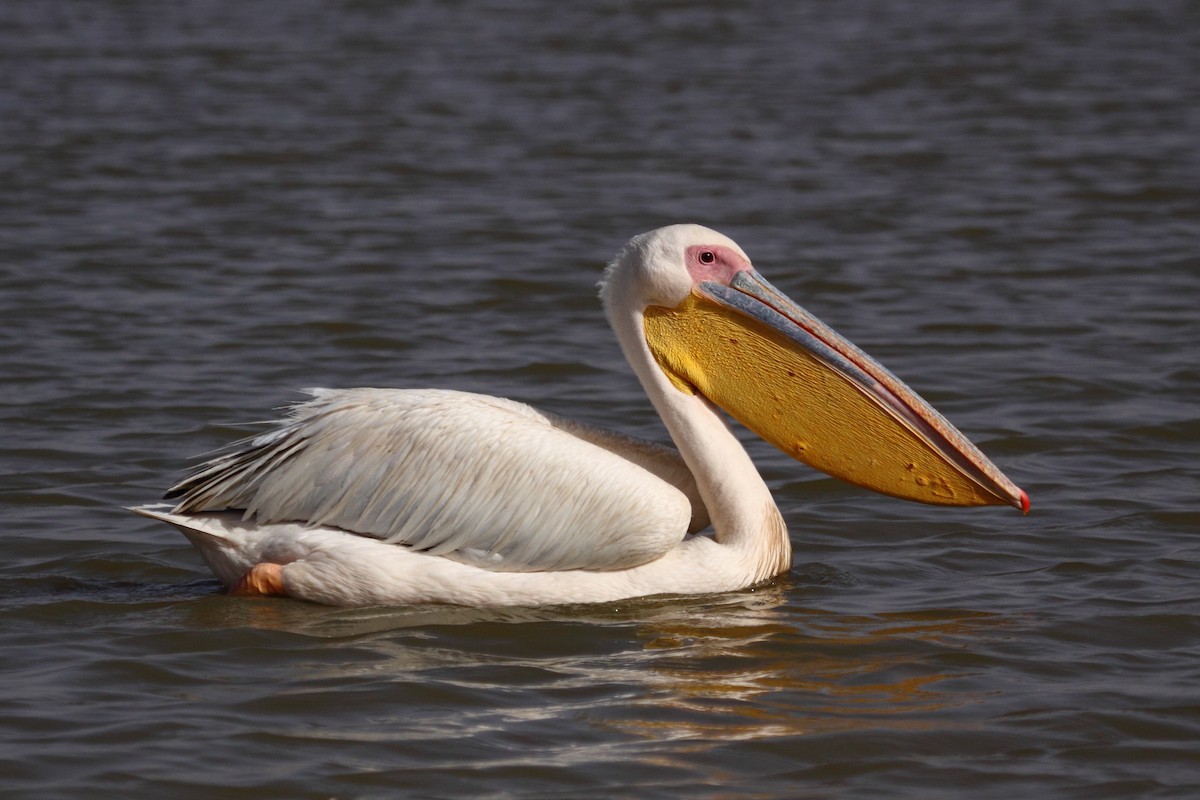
<box><xmin>134</xmin><ymin>224</ymin><xmax>1025</xmax><ymax>607</ymax></box>
<box><xmin>162</xmin><ymin>388</ymin><xmax>709</xmax><ymax>571</ymax></box>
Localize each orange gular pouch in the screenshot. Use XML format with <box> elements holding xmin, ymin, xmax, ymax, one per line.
<box><xmin>643</xmin><ymin>290</ymin><xmax>1024</xmax><ymax>509</ymax></box>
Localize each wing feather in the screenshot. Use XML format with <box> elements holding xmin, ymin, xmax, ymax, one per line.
<box><xmin>167</xmin><ymin>388</ymin><xmax>705</xmax><ymax>572</ymax></box>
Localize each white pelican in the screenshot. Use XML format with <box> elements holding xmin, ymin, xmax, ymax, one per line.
<box><xmin>134</xmin><ymin>224</ymin><xmax>1028</xmax><ymax>607</ymax></box>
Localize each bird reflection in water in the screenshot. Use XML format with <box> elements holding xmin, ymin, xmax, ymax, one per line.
<box><xmin>179</xmin><ymin>578</ymin><xmax>1007</xmax><ymax>749</ymax></box>
<box><xmin>603</xmin><ymin>587</ymin><xmax>1004</xmax><ymax>742</ymax></box>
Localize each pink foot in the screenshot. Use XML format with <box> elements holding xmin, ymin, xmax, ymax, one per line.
<box><xmin>229</xmin><ymin>563</ymin><xmax>286</xmax><ymax>597</ymax></box>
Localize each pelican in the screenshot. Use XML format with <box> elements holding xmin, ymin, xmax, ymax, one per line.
<box><xmin>133</xmin><ymin>225</ymin><xmax>1028</xmax><ymax>607</ymax></box>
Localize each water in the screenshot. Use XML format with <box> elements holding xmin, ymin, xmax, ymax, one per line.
<box><xmin>2</xmin><ymin>0</ymin><xmax>1198</xmax><ymax>796</ymax></box>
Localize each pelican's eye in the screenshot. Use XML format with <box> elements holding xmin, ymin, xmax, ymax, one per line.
<box><xmin>698</xmin><ymin>251</ymin><xmax>716</xmax><ymax>264</ymax></box>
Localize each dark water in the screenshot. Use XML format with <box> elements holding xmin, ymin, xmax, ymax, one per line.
<box><xmin>3</xmin><ymin>1</ymin><xmax>1199</xmax><ymax>797</ymax></box>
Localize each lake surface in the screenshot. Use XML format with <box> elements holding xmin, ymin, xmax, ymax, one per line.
<box><xmin>2</xmin><ymin>1</ymin><xmax>1198</xmax><ymax>797</ymax></box>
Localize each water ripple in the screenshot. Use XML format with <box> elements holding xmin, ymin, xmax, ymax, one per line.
<box><xmin>2</xmin><ymin>0</ymin><xmax>1199</xmax><ymax>797</ymax></box>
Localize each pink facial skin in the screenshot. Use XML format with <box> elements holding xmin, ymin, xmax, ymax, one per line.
<box><xmin>685</xmin><ymin>244</ymin><xmax>752</xmax><ymax>286</ymax></box>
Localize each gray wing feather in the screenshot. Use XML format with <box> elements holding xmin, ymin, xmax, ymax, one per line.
<box><xmin>167</xmin><ymin>388</ymin><xmax>704</xmax><ymax>572</ymax></box>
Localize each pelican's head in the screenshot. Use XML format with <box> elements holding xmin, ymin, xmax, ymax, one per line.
<box><xmin>601</xmin><ymin>224</ymin><xmax>753</xmax><ymax>311</ymax></box>
<box><xmin>601</xmin><ymin>224</ymin><xmax>1028</xmax><ymax>512</ymax></box>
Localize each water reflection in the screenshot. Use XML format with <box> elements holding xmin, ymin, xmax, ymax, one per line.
<box><xmin>617</xmin><ymin>602</ymin><xmax>1003</xmax><ymax>743</ymax></box>
<box><xmin>186</xmin><ymin>584</ymin><xmax>1006</xmax><ymax>748</ymax></box>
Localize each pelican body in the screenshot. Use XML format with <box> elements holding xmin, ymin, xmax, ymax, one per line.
<box><xmin>134</xmin><ymin>225</ymin><xmax>1027</xmax><ymax>607</ymax></box>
